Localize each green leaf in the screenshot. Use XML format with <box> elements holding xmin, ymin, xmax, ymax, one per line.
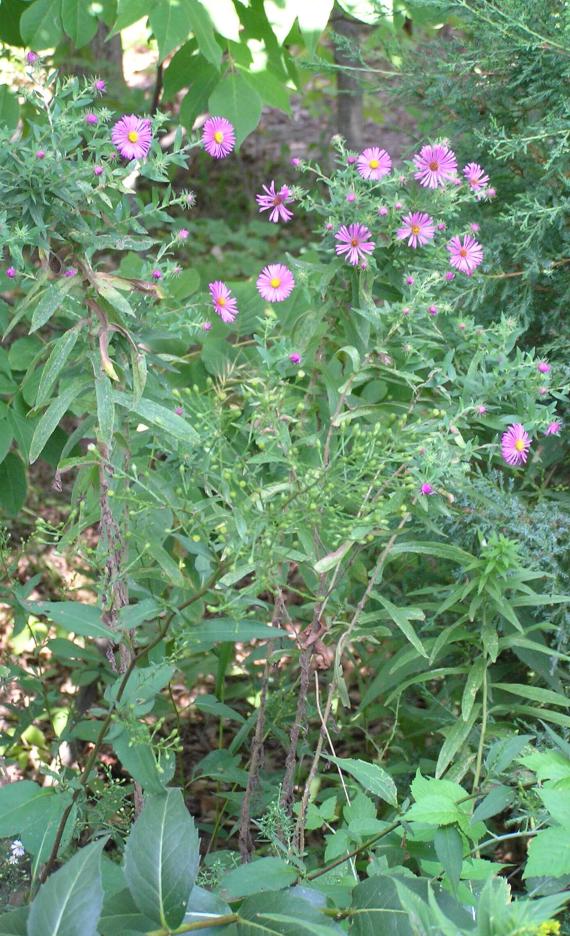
<box><xmin>0</xmin><ymin>420</ymin><xmax>12</xmax><ymax>464</ymax></box>
<box><xmin>36</xmin><ymin>328</ymin><xmax>80</xmax><ymax>407</ymax></box>
<box><xmin>61</xmin><ymin>0</ymin><xmax>98</xmax><ymax>47</ymax></box>
<box><xmin>387</xmin><ymin>541</ymin><xmax>474</xmax><ymax>566</ymax></box>
<box><xmin>29</xmin><ymin>381</ymin><xmax>86</xmax><ymax>463</ymax></box>
<box><xmin>25</xmin><ymin>601</ymin><xmax>116</xmax><ymax>639</ymax></box>
<box><xmin>95</xmin><ymin>375</ymin><xmax>115</xmax><ymax>447</ymax></box>
<box><xmin>124</xmin><ymin>789</ymin><xmax>200</xmax><ymax>929</ymax></box>
<box><xmin>472</xmin><ymin>785</ymin><xmax>514</xmax><ymax>822</ymax></box>
<box><xmin>0</xmin><ymin>85</ymin><xmax>19</xmax><ymax>131</ymax></box>
<box><xmin>187</xmin><ymin>0</ymin><xmax>222</xmax><ymax>68</ymax></box>
<box><xmin>540</xmin><ymin>781</ymin><xmax>570</xmax><ymax>828</ymax></box>
<box><xmin>113</xmin><ymin>0</ymin><xmax>157</xmax><ymax>32</ymax></box>
<box><xmin>373</xmin><ymin>594</ymin><xmax>427</xmax><ymax>658</ymax></box>
<box><xmin>99</xmin><ymin>888</ymin><xmax>156</xmax><ymax>936</ymax></box>
<box><xmin>350</xmin><ymin>874</ymin><xmax>415</xmax><ymax>936</ymax></box>
<box><xmin>112</xmin><ymin>727</ymin><xmax>175</xmax><ymax>794</ymax></box>
<box><xmin>434</xmin><ymin>826</ymin><xmax>463</xmax><ymax>888</ymax></box>
<box><xmin>524</xmin><ymin>828</ymin><xmax>570</xmax><ymax>878</ymax></box>
<box><xmin>112</xmin><ymin>392</ymin><xmax>199</xmax><ymax>445</ymax></box>
<box><xmin>149</xmin><ymin>0</ymin><xmax>193</xmax><ymax>62</ymax></box>
<box><xmin>208</xmin><ymin>72</ymin><xmax>262</xmax><ymax>148</ymax></box>
<box><xmin>179</xmin><ymin>59</ymin><xmax>220</xmax><ymax>129</ymax></box>
<box><xmin>0</xmin><ymin>907</ymin><xmax>28</xmax><ymax>936</ymax></box>
<box><xmin>195</xmin><ymin>0</ymin><xmax>240</xmax><ymax>40</ymax></box>
<box><xmin>20</xmin><ymin>0</ymin><xmax>63</xmax><ymax>49</ymax></box>
<box><xmin>27</xmin><ymin>840</ymin><xmax>105</xmax><ymax>936</ymax></box>
<box><xmin>220</xmin><ymin>859</ymin><xmax>297</xmax><ymax>900</ymax></box>
<box><xmin>96</xmin><ymin>282</ymin><xmax>135</xmax><ymax>318</ymax></box>
<box><xmin>435</xmin><ymin>705</ymin><xmax>480</xmax><ymax>779</ymax></box>
<box><xmin>107</xmin><ymin>663</ymin><xmax>175</xmax><ymax>707</ymax></box>
<box><xmin>0</xmin><ymin>781</ymin><xmax>54</xmax><ymax>838</ymax></box>
<box><xmin>184</xmin><ymin>618</ymin><xmax>287</xmax><ymax>647</ymax></box>
<box><xmin>493</xmin><ymin>683</ymin><xmax>570</xmax><ymax>708</ymax></box>
<box><xmin>324</xmin><ymin>756</ymin><xmax>397</xmax><ymax>806</ymax></box>
<box><xmin>461</xmin><ymin>658</ymin><xmax>486</xmax><ymax>721</ymax></box>
<box><xmin>163</xmin><ymin>40</ymin><xmax>199</xmax><ymax>100</ymax></box>
<box><xmin>0</xmin><ymin>453</ymin><xmax>27</xmax><ymax>516</ymax></box>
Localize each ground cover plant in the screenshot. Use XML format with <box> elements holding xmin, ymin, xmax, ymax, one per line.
<box><xmin>0</xmin><ymin>4</ymin><xmax>569</xmax><ymax>935</ymax></box>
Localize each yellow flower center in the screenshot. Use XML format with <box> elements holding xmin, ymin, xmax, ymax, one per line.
<box><xmin>369</xmin><ymin>159</ymin><xmax>379</xmax><ymax>169</ymax></box>
<box><xmin>217</xmin><ymin>297</ymin><xmax>226</xmax><ymax>307</ymax></box>
<box><xmin>350</xmin><ymin>238</ymin><xmax>359</xmax><ymax>247</ymax></box>
<box><xmin>411</xmin><ymin>224</ymin><xmax>420</xmax><ymax>235</ymax></box>
<box><xmin>429</xmin><ymin>160</ymin><xmax>439</xmax><ymax>171</ymax></box>
<box><xmin>127</xmin><ymin>130</ymin><xmax>139</xmax><ymax>143</ymax></box>
<box><xmin>270</xmin><ymin>277</ymin><xmax>281</xmax><ymax>288</ymax></box>
<box><xmin>214</xmin><ymin>130</ymin><xmax>224</xmax><ymax>143</ymax></box>
<box><xmin>514</xmin><ymin>439</ymin><xmax>525</xmax><ymax>451</ymax></box>
<box><xmin>459</xmin><ymin>247</ymin><xmax>468</xmax><ymax>257</ymax></box>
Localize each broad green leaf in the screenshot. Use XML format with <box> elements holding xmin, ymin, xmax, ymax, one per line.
<box><xmin>238</xmin><ymin>892</ymin><xmax>342</xmax><ymax>935</ymax></box>
<box><xmin>112</xmin><ymin>727</ymin><xmax>175</xmax><ymax>794</ymax></box>
<box><xmin>220</xmin><ymin>860</ymin><xmax>297</xmax><ymax>900</ymax></box>
<box><xmin>0</xmin><ymin>420</ymin><xmax>13</xmax><ymax>464</ymax></box>
<box><xmin>493</xmin><ymin>683</ymin><xmax>570</xmax><ymax>708</ymax></box>
<box><xmin>20</xmin><ymin>0</ymin><xmax>63</xmax><ymax>49</ymax></box>
<box><xmin>195</xmin><ymin>0</ymin><xmax>240</xmax><ymax>40</ymax></box>
<box><xmin>208</xmin><ymin>72</ymin><xmax>262</xmax><ymax>148</ymax></box>
<box><xmin>539</xmin><ymin>782</ymin><xmax>570</xmax><ymax>828</ymax></box>
<box><xmin>472</xmin><ymin>785</ymin><xmax>514</xmax><ymax>822</ymax></box>
<box><xmin>0</xmin><ymin>453</ymin><xmax>27</xmax><ymax>516</ymax></box>
<box><xmin>0</xmin><ymin>907</ymin><xmax>28</xmax><ymax>936</ymax></box>
<box><xmin>36</xmin><ymin>328</ymin><xmax>80</xmax><ymax>407</ymax></box>
<box><xmin>187</xmin><ymin>0</ymin><xmax>223</xmax><ymax>68</ymax></box>
<box><xmin>350</xmin><ymin>874</ymin><xmax>417</xmax><ymax>936</ymax></box>
<box><xmin>195</xmin><ymin>694</ymin><xmax>245</xmax><ymax>723</ymax></box>
<box><xmin>524</xmin><ymin>828</ymin><xmax>570</xmax><ymax>878</ymax></box>
<box><xmin>25</xmin><ymin>601</ymin><xmax>116</xmax><ymax>639</ymax></box>
<box><xmin>27</xmin><ymin>839</ymin><xmax>106</xmax><ymax>936</ymax></box>
<box><xmin>374</xmin><ymin>594</ymin><xmax>427</xmax><ymax>658</ymax></box>
<box><xmin>124</xmin><ymin>789</ymin><xmax>200</xmax><ymax>929</ymax></box>
<box><xmin>112</xmin><ymin>392</ymin><xmax>199</xmax><ymax>444</ymax></box>
<box><xmin>0</xmin><ymin>781</ymin><xmax>53</xmax><ymax>838</ymax></box>
<box><xmin>107</xmin><ymin>663</ymin><xmax>175</xmax><ymax>707</ymax></box>
<box><xmin>61</xmin><ymin>0</ymin><xmax>98</xmax><ymax>47</ymax></box>
<box><xmin>113</xmin><ymin>0</ymin><xmax>157</xmax><ymax>32</ymax></box>
<box><xmin>183</xmin><ymin>885</ymin><xmax>236</xmax><ymax>935</ymax></box>
<box><xmin>163</xmin><ymin>41</ymin><xmax>199</xmax><ymax>100</ymax></box>
<box><xmin>324</xmin><ymin>756</ymin><xmax>397</xmax><ymax>806</ymax></box>
<box><xmin>519</xmin><ymin>749</ymin><xmax>570</xmax><ymax>782</ymax></box>
<box><xmin>29</xmin><ymin>381</ymin><xmax>86</xmax><ymax>463</ymax></box>
<box><xmin>0</xmin><ymin>85</ymin><xmax>19</xmax><ymax>131</ymax></box>
<box><xmin>150</xmin><ymin>0</ymin><xmax>193</xmax><ymax>62</ymax></box>
<box><xmin>434</xmin><ymin>826</ymin><xmax>463</xmax><ymax>888</ymax></box>
<box><xmin>99</xmin><ymin>888</ymin><xmax>156</xmax><ymax>936</ymax></box>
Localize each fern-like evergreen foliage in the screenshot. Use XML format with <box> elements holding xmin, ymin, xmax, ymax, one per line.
<box><xmin>397</xmin><ymin>0</ymin><xmax>569</xmax><ymax>341</ymax></box>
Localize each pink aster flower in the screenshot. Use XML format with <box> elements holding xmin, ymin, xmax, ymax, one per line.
<box><xmin>477</xmin><ymin>405</ymin><xmax>487</xmax><ymax>415</ymax></box>
<box><xmin>463</xmin><ymin>162</ymin><xmax>490</xmax><ymax>190</ymax></box>
<box><xmin>151</xmin><ymin>269</ymin><xmax>162</xmax><ymax>280</ymax></box>
<box><xmin>26</xmin><ymin>51</ymin><xmax>38</xmax><ymax>65</ymax></box>
<box><xmin>405</xmin><ymin>275</ymin><xmax>415</xmax><ymax>285</ymax></box>
<box><xmin>402</xmin><ymin>306</ymin><xmax>410</xmax><ymax>316</ymax></box>
<box><xmin>93</xmin><ymin>165</ymin><xmax>104</xmax><ymax>176</ymax></box>
<box><xmin>428</xmin><ymin>305</ymin><xmax>438</xmax><ymax>316</ymax></box>
<box><xmin>414</xmin><ymin>143</ymin><xmax>457</xmax><ymax>188</ymax></box>
<box><xmin>290</xmin><ymin>157</ymin><xmax>301</xmax><ymax>167</ymax></box>
<box><xmin>421</xmin><ymin>483</ymin><xmax>434</xmax><ymax>495</ymax></box>
<box><xmin>325</xmin><ymin>223</ymin><xmax>333</xmax><ymax>231</ymax></box>
<box><xmin>85</xmin><ymin>113</ymin><xmax>98</xmax><ymax>126</ymax></box>
<box><xmin>378</xmin><ymin>206</ymin><xmax>388</xmax><ymax>217</ymax></box>
<box><xmin>356</xmin><ymin>147</ymin><xmax>392</xmax><ymax>181</ymax></box>
<box><xmin>538</xmin><ymin>386</ymin><xmax>548</xmax><ymax>396</ymax></box>
<box><xmin>395</xmin><ymin>201</ymin><xmax>403</xmax><ymax>210</ymax></box>
<box><xmin>537</xmin><ymin>361</ymin><xmax>551</xmax><ymax>374</ymax></box>
<box><xmin>397</xmin><ymin>212</ymin><xmax>435</xmax><ymax>248</ymax></box>
<box><xmin>5</xmin><ymin>267</ymin><xmax>16</xmax><ymax>278</ymax></box>
<box><xmin>257</xmin><ymin>264</ymin><xmax>295</xmax><ymax>303</ymax></box>
<box><xmin>437</xmin><ymin>222</ymin><xmax>446</xmax><ymax>231</ymax></box>
<box><xmin>346</xmin><ymin>192</ymin><xmax>356</xmax><ymax>203</ymax></box>
<box><xmin>64</xmin><ymin>267</ymin><xmax>77</xmax><ymax>277</ymax></box>
<box><xmin>178</xmin><ymin>228</ymin><xmax>189</xmax><ymax>240</ymax></box>
<box><xmin>447</xmin><ymin>235</ymin><xmax>484</xmax><ymax>275</ymax></box>
<box><xmin>112</xmin><ymin>115</ymin><xmax>152</xmax><ymax>160</ymax></box>
<box><xmin>444</xmin><ymin>271</ymin><xmax>455</xmax><ymax>282</ymax></box>
<box><xmin>289</xmin><ymin>353</ymin><xmax>302</xmax><ymax>364</ymax></box>
<box><xmin>347</xmin><ymin>155</ymin><xmax>357</xmax><ymax>165</ymax></box>
<box><xmin>202</xmin><ymin>116</ymin><xmax>235</xmax><ymax>159</ymax></box>
<box><xmin>545</xmin><ymin>421</ymin><xmax>561</xmax><ymax>436</ymax></box>
<box><xmin>486</xmin><ymin>187</ymin><xmax>496</xmax><ymax>199</ymax></box>
<box><xmin>202</xmin><ymin>321</ymin><xmax>212</xmax><ymax>331</ymax></box>
<box><xmin>174</xmin><ymin>406</ymin><xmax>183</xmax><ymax>416</ymax></box>
<box><xmin>36</xmin><ymin>150</ymin><xmax>45</xmax><ymax>159</ymax></box>
<box><xmin>470</xmin><ymin>222</ymin><xmax>480</xmax><ymax>233</ymax></box>
<box><xmin>94</xmin><ymin>79</ymin><xmax>107</xmax><ymax>94</ymax></box>
<box><xmin>335</xmin><ymin>224</ymin><xmax>375</xmax><ymax>266</ymax></box>
<box><xmin>209</xmin><ymin>281</ymin><xmax>239</xmax><ymax>323</ymax></box>
<box><xmin>256</xmin><ymin>181</ymin><xmax>294</xmax><ymax>223</ymax></box>
<box><xmin>501</xmin><ymin>423</ymin><xmax>531</xmax><ymax>466</ymax></box>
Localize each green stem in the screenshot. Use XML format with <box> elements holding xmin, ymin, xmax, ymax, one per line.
<box><xmin>148</xmin><ymin>913</ymin><xmax>240</xmax><ymax>935</ymax></box>
<box><xmin>306</xmin><ymin>815</ymin><xmax>403</xmax><ymax>881</ymax></box>
<box><xmin>473</xmin><ymin>665</ymin><xmax>488</xmax><ymax>793</ymax></box>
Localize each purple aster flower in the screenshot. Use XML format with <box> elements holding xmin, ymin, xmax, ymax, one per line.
<box><xmin>290</xmin><ymin>157</ymin><xmax>301</xmax><ymax>167</ymax></box>
<box><xmin>335</xmin><ymin>224</ymin><xmax>375</xmax><ymax>266</ymax></box>
<box><xmin>402</xmin><ymin>306</ymin><xmax>410</xmax><ymax>316</ymax></box>
<box><xmin>93</xmin><ymin>165</ymin><xmax>104</xmax><ymax>176</ymax></box>
<box><xmin>178</xmin><ymin>228</ymin><xmax>189</xmax><ymax>240</ymax></box>
<box><xmin>397</xmin><ymin>212</ymin><xmax>435</xmax><ymax>248</ymax></box>
<box><xmin>414</xmin><ymin>143</ymin><xmax>457</xmax><ymax>188</ymax></box>
<box><xmin>36</xmin><ymin>150</ymin><xmax>45</xmax><ymax>159</ymax></box>
<box><xmin>257</xmin><ymin>264</ymin><xmax>295</xmax><ymax>303</ymax></box>
<box><xmin>5</xmin><ymin>267</ymin><xmax>16</xmax><ymax>278</ymax></box>
<box><xmin>64</xmin><ymin>267</ymin><xmax>77</xmax><ymax>277</ymax></box>
<box><xmin>151</xmin><ymin>269</ymin><xmax>162</xmax><ymax>280</ymax></box>
<box><xmin>202</xmin><ymin>321</ymin><xmax>212</xmax><ymax>331</ymax></box>
<box><xmin>356</xmin><ymin>147</ymin><xmax>392</xmax><ymax>181</ymax></box>
<box><xmin>545</xmin><ymin>421</ymin><xmax>561</xmax><ymax>436</ymax></box>
<box><xmin>405</xmin><ymin>275</ymin><xmax>414</xmax><ymax>285</ymax></box>
<box><xmin>447</xmin><ymin>235</ymin><xmax>484</xmax><ymax>275</ymax></box>
<box><xmin>85</xmin><ymin>113</ymin><xmax>98</xmax><ymax>126</ymax></box>
<box><xmin>26</xmin><ymin>51</ymin><xmax>38</xmax><ymax>65</ymax></box>
<box><xmin>394</xmin><ymin>201</ymin><xmax>403</xmax><ymax>210</ymax></box>
<box><xmin>470</xmin><ymin>222</ymin><xmax>480</xmax><ymax>233</ymax></box>
<box><xmin>209</xmin><ymin>281</ymin><xmax>239</xmax><ymax>323</ymax></box>
<box><xmin>486</xmin><ymin>187</ymin><xmax>496</xmax><ymax>199</ymax></box>
<box><xmin>378</xmin><ymin>206</ymin><xmax>388</xmax><ymax>216</ymax></box>
<box><xmin>94</xmin><ymin>79</ymin><xmax>107</xmax><ymax>94</ymax></box>
<box><xmin>463</xmin><ymin>162</ymin><xmax>490</xmax><ymax>190</ymax></box>
<box><xmin>360</xmin><ymin>260</ymin><xmax>368</xmax><ymax>270</ymax></box>
<box><xmin>476</xmin><ymin>405</ymin><xmax>487</xmax><ymax>415</ymax></box>
<box><xmin>346</xmin><ymin>192</ymin><xmax>356</xmax><ymax>203</ymax></box>
<box><xmin>538</xmin><ymin>386</ymin><xmax>548</xmax><ymax>396</ymax></box>
<box><xmin>325</xmin><ymin>223</ymin><xmax>333</xmax><ymax>231</ymax></box>
<box><xmin>537</xmin><ymin>361</ymin><xmax>551</xmax><ymax>374</ymax></box>
<box><xmin>428</xmin><ymin>305</ymin><xmax>438</xmax><ymax>316</ymax></box>
<box><xmin>421</xmin><ymin>483</ymin><xmax>434</xmax><ymax>495</ymax></box>
<box><xmin>289</xmin><ymin>352</ymin><xmax>302</xmax><ymax>364</ymax></box>
<box><xmin>112</xmin><ymin>115</ymin><xmax>152</xmax><ymax>160</ymax></box>
<box><xmin>437</xmin><ymin>222</ymin><xmax>446</xmax><ymax>232</ymax></box>
<box><xmin>501</xmin><ymin>423</ymin><xmax>531</xmax><ymax>466</ymax></box>
<box><xmin>256</xmin><ymin>181</ymin><xmax>294</xmax><ymax>223</ymax></box>
<box><xmin>347</xmin><ymin>155</ymin><xmax>357</xmax><ymax>165</ymax></box>
<box><xmin>444</xmin><ymin>271</ymin><xmax>455</xmax><ymax>282</ymax></box>
<box><xmin>175</xmin><ymin>406</ymin><xmax>184</xmax><ymax>416</ymax></box>
<box><xmin>202</xmin><ymin>116</ymin><xmax>235</xmax><ymax>159</ymax></box>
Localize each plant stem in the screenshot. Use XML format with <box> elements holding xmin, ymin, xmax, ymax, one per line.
<box><xmin>473</xmin><ymin>665</ymin><xmax>488</xmax><ymax>792</ymax></box>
